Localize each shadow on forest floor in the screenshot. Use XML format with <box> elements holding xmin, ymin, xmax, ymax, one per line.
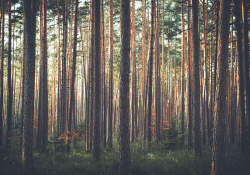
<box><xmin>0</xmin><ymin>140</ymin><xmax>249</xmax><ymax>175</ymax></box>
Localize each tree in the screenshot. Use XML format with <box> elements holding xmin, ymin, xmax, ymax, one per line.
<box><xmin>242</xmin><ymin>0</ymin><xmax>250</xmax><ymax>126</ymax></box>
<box><xmin>20</xmin><ymin>13</ymin><xmax>27</xmax><ymax>146</ymax></box>
<box><xmin>0</xmin><ymin>0</ymin><xmax>4</xmax><ymax>147</ymax></box>
<box><xmin>6</xmin><ymin>0</ymin><xmax>12</xmax><ymax>146</ymax></box>
<box><xmin>142</xmin><ymin>0</ymin><xmax>147</xmax><ymax>147</ymax></box>
<box><xmin>160</xmin><ymin>0</ymin><xmax>165</xmax><ymax>143</ymax></box>
<box><xmin>62</xmin><ymin>0</ymin><xmax>68</xmax><ymax>135</ymax></box>
<box><xmin>67</xmin><ymin>0</ymin><xmax>78</xmax><ymax>153</ymax></box>
<box><xmin>131</xmin><ymin>0</ymin><xmax>136</xmax><ymax>143</ymax></box>
<box><xmin>234</xmin><ymin>0</ymin><xmax>246</xmax><ymax>153</ymax></box>
<box><xmin>192</xmin><ymin>0</ymin><xmax>201</xmax><ymax>155</ymax></box>
<box><xmin>155</xmin><ymin>0</ymin><xmax>161</xmax><ymax>144</ymax></box>
<box><xmin>119</xmin><ymin>0</ymin><xmax>131</xmax><ymax>174</ymax></box>
<box><xmin>57</xmin><ymin>0</ymin><xmax>61</xmax><ymax>137</ymax></box>
<box><xmin>209</xmin><ymin>0</ymin><xmax>214</xmax><ymax>146</ymax></box>
<box><xmin>213</xmin><ymin>0</ymin><xmax>219</xmax><ymax>105</ymax></box>
<box><xmin>229</xmin><ymin>13</ymin><xmax>235</xmax><ymax>144</ymax></box>
<box><xmin>89</xmin><ymin>0</ymin><xmax>94</xmax><ymax>151</ymax></box>
<box><xmin>187</xmin><ymin>0</ymin><xmax>193</xmax><ymax>150</ymax></box>
<box><xmin>92</xmin><ymin>0</ymin><xmax>101</xmax><ymax>160</ymax></box>
<box><xmin>22</xmin><ymin>0</ymin><xmax>37</xmax><ymax>171</ymax></box>
<box><xmin>36</xmin><ymin>0</ymin><xmax>48</xmax><ymax>153</ymax></box>
<box><xmin>181</xmin><ymin>0</ymin><xmax>185</xmax><ymax>145</ymax></box>
<box><xmin>203</xmin><ymin>0</ymin><xmax>209</xmax><ymax>145</ymax></box>
<box><xmin>108</xmin><ymin>0</ymin><xmax>114</xmax><ymax>149</ymax></box>
<box><xmin>100</xmin><ymin>0</ymin><xmax>106</xmax><ymax>149</ymax></box>
<box><xmin>211</xmin><ymin>0</ymin><xmax>231</xmax><ymax>174</ymax></box>
<box><xmin>148</xmin><ymin>0</ymin><xmax>155</xmax><ymax>148</ymax></box>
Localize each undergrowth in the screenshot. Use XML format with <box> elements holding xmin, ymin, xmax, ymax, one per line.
<box><xmin>1</xmin><ymin>139</ymin><xmax>249</xmax><ymax>175</ymax></box>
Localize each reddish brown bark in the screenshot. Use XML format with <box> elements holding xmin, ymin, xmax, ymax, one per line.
<box><xmin>211</xmin><ymin>0</ymin><xmax>231</xmax><ymax>174</ymax></box>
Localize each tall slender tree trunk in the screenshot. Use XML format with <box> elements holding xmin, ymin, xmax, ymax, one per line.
<box><xmin>230</xmin><ymin>13</ymin><xmax>235</xmax><ymax>144</ymax></box>
<box><xmin>131</xmin><ymin>0</ymin><xmax>136</xmax><ymax>143</ymax></box>
<box><xmin>20</xmin><ymin>14</ymin><xmax>26</xmax><ymax>146</ymax></box>
<box><xmin>36</xmin><ymin>0</ymin><xmax>43</xmax><ymax>149</ymax></box>
<box><xmin>192</xmin><ymin>0</ymin><xmax>201</xmax><ymax>155</ymax></box>
<box><xmin>37</xmin><ymin>0</ymin><xmax>48</xmax><ymax>153</ymax></box>
<box><xmin>100</xmin><ymin>0</ymin><xmax>106</xmax><ymax>149</ymax></box>
<box><xmin>67</xmin><ymin>0</ymin><xmax>78</xmax><ymax>153</ymax></box>
<box><xmin>147</xmin><ymin>0</ymin><xmax>155</xmax><ymax>148</ymax></box>
<box><xmin>108</xmin><ymin>0</ymin><xmax>114</xmax><ymax>149</ymax></box>
<box><xmin>42</xmin><ymin>0</ymin><xmax>48</xmax><ymax>153</ymax></box>
<box><xmin>142</xmin><ymin>0</ymin><xmax>147</xmax><ymax>147</ymax></box>
<box><xmin>22</xmin><ymin>0</ymin><xmax>37</xmax><ymax>171</ymax></box>
<box><xmin>187</xmin><ymin>0</ymin><xmax>193</xmax><ymax>150</ymax></box>
<box><xmin>155</xmin><ymin>0</ymin><xmax>161</xmax><ymax>144</ymax></box>
<box><xmin>161</xmin><ymin>0</ymin><xmax>164</xmax><ymax>143</ymax></box>
<box><xmin>0</xmin><ymin>0</ymin><xmax>4</xmax><ymax>147</ymax></box>
<box><xmin>119</xmin><ymin>0</ymin><xmax>131</xmax><ymax>174</ymax></box>
<box><xmin>242</xmin><ymin>0</ymin><xmax>250</xmax><ymax>125</ymax></box>
<box><xmin>181</xmin><ymin>0</ymin><xmax>185</xmax><ymax>145</ymax></box>
<box><xmin>89</xmin><ymin>0</ymin><xmax>95</xmax><ymax>152</ymax></box>
<box><xmin>209</xmin><ymin>1</ymin><xmax>214</xmax><ymax>146</ymax></box>
<box><xmin>211</xmin><ymin>0</ymin><xmax>231</xmax><ymax>174</ymax></box>
<box><xmin>203</xmin><ymin>0</ymin><xmax>209</xmax><ymax>145</ymax></box>
<box><xmin>85</xmin><ymin>16</ymin><xmax>90</xmax><ymax>151</ymax></box>
<box><xmin>62</xmin><ymin>0</ymin><xmax>68</xmax><ymax>134</ymax></box>
<box><xmin>57</xmin><ymin>0</ymin><xmax>61</xmax><ymax>137</ymax></box>
<box><xmin>213</xmin><ymin>0</ymin><xmax>219</xmax><ymax>102</ymax></box>
<box><xmin>234</xmin><ymin>0</ymin><xmax>246</xmax><ymax>153</ymax></box>
<box><xmin>93</xmin><ymin>0</ymin><xmax>101</xmax><ymax>161</ymax></box>
<box><xmin>6</xmin><ymin>0</ymin><xmax>12</xmax><ymax>146</ymax></box>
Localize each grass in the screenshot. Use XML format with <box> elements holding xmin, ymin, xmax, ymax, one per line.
<box><xmin>0</xmin><ymin>139</ymin><xmax>249</xmax><ymax>175</ymax></box>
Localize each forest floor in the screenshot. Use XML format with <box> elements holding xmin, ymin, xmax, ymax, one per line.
<box><xmin>0</xmin><ymin>139</ymin><xmax>249</xmax><ymax>175</ymax></box>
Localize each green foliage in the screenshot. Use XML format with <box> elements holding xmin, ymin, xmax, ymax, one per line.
<box><xmin>164</xmin><ymin>120</ymin><xmax>181</xmax><ymax>150</ymax></box>
<box><xmin>0</xmin><ymin>141</ymin><xmax>250</xmax><ymax>175</ymax></box>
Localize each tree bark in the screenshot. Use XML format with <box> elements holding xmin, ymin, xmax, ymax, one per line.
<box><xmin>93</xmin><ymin>0</ymin><xmax>101</xmax><ymax>161</ymax></box>
<box><xmin>209</xmin><ymin>1</ymin><xmax>214</xmax><ymax>146</ymax></box>
<box><xmin>22</xmin><ymin>0</ymin><xmax>37</xmax><ymax>171</ymax></box>
<box><xmin>192</xmin><ymin>0</ymin><xmax>201</xmax><ymax>155</ymax></box>
<box><xmin>230</xmin><ymin>13</ymin><xmax>235</xmax><ymax>144</ymax></box>
<box><xmin>67</xmin><ymin>0</ymin><xmax>78</xmax><ymax>153</ymax></box>
<box><xmin>187</xmin><ymin>0</ymin><xmax>193</xmax><ymax>150</ymax></box>
<box><xmin>211</xmin><ymin>0</ymin><xmax>231</xmax><ymax>174</ymax></box>
<box><xmin>100</xmin><ymin>0</ymin><xmax>106</xmax><ymax>149</ymax></box>
<box><xmin>42</xmin><ymin>0</ymin><xmax>48</xmax><ymax>153</ymax></box>
<box><xmin>108</xmin><ymin>0</ymin><xmax>114</xmax><ymax>149</ymax></box>
<box><xmin>234</xmin><ymin>0</ymin><xmax>246</xmax><ymax>153</ymax></box>
<box><xmin>242</xmin><ymin>0</ymin><xmax>250</xmax><ymax>125</ymax></box>
<box><xmin>119</xmin><ymin>0</ymin><xmax>131</xmax><ymax>174</ymax></box>
<box><xmin>62</xmin><ymin>0</ymin><xmax>68</xmax><ymax>134</ymax></box>
<box><xmin>6</xmin><ymin>0</ymin><xmax>12</xmax><ymax>146</ymax></box>
<box><xmin>0</xmin><ymin>0</ymin><xmax>4</xmax><ymax>147</ymax></box>
<box><xmin>147</xmin><ymin>0</ymin><xmax>155</xmax><ymax>148</ymax></box>
<box><xmin>181</xmin><ymin>0</ymin><xmax>185</xmax><ymax>145</ymax></box>
<box><xmin>57</xmin><ymin>0</ymin><xmax>61</xmax><ymax>137</ymax></box>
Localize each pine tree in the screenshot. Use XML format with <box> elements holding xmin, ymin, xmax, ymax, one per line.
<box><xmin>22</xmin><ymin>0</ymin><xmax>37</xmax><ymax>171</ymax></box>
<box><xmin>148</xmin><ymin>0</ymin><xmax>155</xmax><ymax>148</ymax></box>
<box><xmin>6</xmin><ymin>0</ymin><xmax>12</xmax><ymax>146</ymax></box>
<box><xmin>67</xmin><ymin>0</ymin><xmax>78</xmax><ymax>153</ymax></box>
<box><xmin>0</xmin><ymin>0</ymin><xmax>5</xmax><ymax>147</ymax></box>
<box><xmin>93</xmin><ymin>0</ymin><xmax>101</xmax><ymax>161</ymax></box>
<box><xmin>211</xmin><ymin>0</ymin><xmax>231</xmax><ymax>174</ymax></box>
<box><xmin>234</xmin><ymin>0</ymin><xmax>246</xmax><ymax>153</ymax></box>
<box><xmin>119</xmin><ymin>0</ymin><xmax>131</xmax><ymax>174</ymax></box>
<box><xmin>193</xmin><ymin>0</ymin><xmax>201</xmax><ymax>155</ymax></box>
<box><xmin>108</xmin><ymin>0</ymin><xmax>114</xmax><ymax>149</ymax></box>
